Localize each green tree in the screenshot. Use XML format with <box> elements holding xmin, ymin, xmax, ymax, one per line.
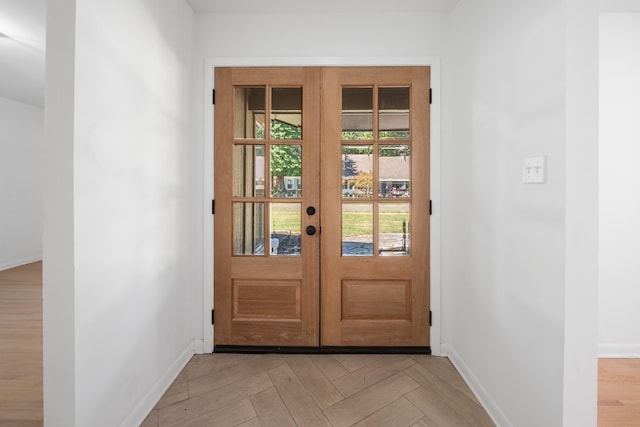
<box><xmin>270</xmin><ymin>145</ymin><xmax>301</xmax><ymax>178</ymax></box>
<box><xmin>271</xmin><ymin>120</ymin><xmax>301</xmax><ymax>140</ymax></box>
<box><xmin>352</xmin><ymin>171</ymin><xmax>373</xmax><ymax>196</ymax></box>
<box><xmin>270</xmin><ymin>121</ymin><xmax>301</xmax><ymax>196</ymax></box>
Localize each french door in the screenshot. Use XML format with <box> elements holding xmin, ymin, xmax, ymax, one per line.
<box><xmin>214</xmin><ymin>66</ymin><xmax>430</xmax><ymax>349</ymax></box>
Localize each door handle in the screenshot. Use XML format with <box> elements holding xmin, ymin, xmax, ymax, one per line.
<box><xmin>306</xmin><ymin>225</ymin><xmax>317</xmax><ymax>236</ymax></box>
<box><xmin>306</xmin><ymin>206</ymin><xmax>316</xmax><ymax>215</ymax></box>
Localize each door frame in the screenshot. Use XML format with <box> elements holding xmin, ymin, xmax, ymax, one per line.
<box><xmin>202</xmin><ymin>57</ymin><xmax>442</xmax><ymax>355</ymax></box>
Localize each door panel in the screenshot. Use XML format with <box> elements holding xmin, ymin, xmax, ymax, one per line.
<box><xmin>214</xmin><ymin>66</ymin><xmax>429</xmax><ymax>349</ymax></box>
<box><xmin>320</xmin><ymin>67</ymin><xmax>430</xmax><ymax>347</ymax></box>
<box><xmin>214</xmin><ymin>67</ymin><xmax>321</xmax><ymax>346</ymax></box>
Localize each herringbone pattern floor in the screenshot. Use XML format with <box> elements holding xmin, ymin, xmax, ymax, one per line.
<box><xmin>141</xmin><ymin>353</ymin><xmax>495</xmax><ymax>427</ymax></box>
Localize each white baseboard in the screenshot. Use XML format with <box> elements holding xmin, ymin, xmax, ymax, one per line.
<box><xmin>598</xmin><ymin>343</ymin><xmax>640</xmax><ymax>358</ymax></box>
<box><xmin>124</xmin><ymin>341</ymin><xmax>196</xmax><ymax>427</ymax></box>
<box><xmin>0</xmin><ymin>255</ymin><xmax>42</xmax><ymax>271</ymax></box>
<box><xmin>441</xmin><ymin>344</ymin><xmax>512</xmax><ymax>427</ymax></box>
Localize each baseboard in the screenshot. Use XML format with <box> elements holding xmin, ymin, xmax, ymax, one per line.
<box><xmin>0</xmin><ymin>255</ymin><xmax>42</xmax><ymax>271</ymax></box>
<box><xmin>441</xmin><ymin>344</ymin><xmax>512</xmax><ymax>427</ymax></box>
<box><xmin>124</xmin><ymin>341</ymin><xmax>196</xmax><ymax>427</ymax></box>
<box><xmin>598</xmin><ymin>343</ymin><xmax>640</xmax><ymax>358</ymax></box>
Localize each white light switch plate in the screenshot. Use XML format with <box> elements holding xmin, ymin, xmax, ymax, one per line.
<box><xmin>523</xmin><ymin>156</ymin><xmax>546</xmax><ymax>184</ymax></box>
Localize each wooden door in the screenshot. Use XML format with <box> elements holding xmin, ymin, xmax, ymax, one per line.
<box><xmin>320</xmin><ymin>67</ymin><xmax>430</xmax><ymax>347</ymax></box>
<box><xmin>214</xmin><ymin>67</ymin><xmax>321</xmax><ymax>347</ymax></box>
<box><xmin>214</xmin><ymin>66</ymin><xmax>429</xmax><ymax>349</ymax></box>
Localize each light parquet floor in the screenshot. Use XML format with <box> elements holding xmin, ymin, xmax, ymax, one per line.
<box><xmin>142</xmin><ymin>353</ymin><xmax>495</xmax><ymax>427</ymax></box>
<box><xmin>599</xmin><ymin>358</ymin><xmax>640</xmax><ymax>426</ymax></box>
<box><xmin>0</xmin><ymin>261</ymin><xmax>43</xmax><ymax>426</ymax></box>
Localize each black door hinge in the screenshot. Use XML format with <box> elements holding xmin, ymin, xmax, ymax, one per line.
<box><xmin>211</xmin><ymin>309</ymin><xmax>215</xmax><ymax>324</ymax></box>
<box><xmin>211</xmin><ymin>199</ymin><xmax>215</xmax><ymax>215</ymax></box>
<box><xmin>429</xmin><ymin>200</ymin><xmax>432</xmax><ymax>216</ymax></box>
<box><xmin>212</xmin><ymin>89</ymin><xmax>216</xmax><ymax>105</ymax></box>
<box><xmin>429</xmin><ymin>88</ymin><xmax>432</xmax><ymax>104</ymax></box>
<box><xmin>429</xmin><ymin>310</ymin><xmax>432</xmax><ymax>326</ymax></box>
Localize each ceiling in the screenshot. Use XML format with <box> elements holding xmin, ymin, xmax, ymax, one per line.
<box><xmin>0</xmin><ymin>0</ymin><xmax>46</xmax><ymax>107</ymax></box>
<box><xmin>186</xmin><ymin>0</ymin><xmax>460</xmax><ymax>13</ymax></box>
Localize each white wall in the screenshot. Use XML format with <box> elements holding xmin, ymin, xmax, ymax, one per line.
<box><xmin>445</xmin><ymin>2</ymin><xmax>567</xmax><ymax>426</ymax></box>
<box><xmin>0</xmin><ymin>97</ymin><xmax>43</xmax><ymax>270</ymax></box>
<box><xmin>563</xmin><ymin>0</ymin><xmax>599</xmax><ymax>424</ymax></box>
<box><xmin>43</xmin><ymin>0</ymin><xmax>77</xmax><ymax>422</ymax></box>
<box><xmin>44</xmin><ymin>0</ymin><xmax>195</xmax><ymax>425</ymax></box>
<box><xmin>194</xmin><ymin>12</ymin><xmax>451</xmax><ymax>58</ymax></box>
<box><xmin>599</xmin><ymin>13</ymin><xmax>640</xmax><ymax>357</ymax></box>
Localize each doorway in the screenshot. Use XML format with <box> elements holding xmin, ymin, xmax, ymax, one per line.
<box><xmin>213</xmin><ymin>66</ymin><xmax>430</xmax><ymax>350</ymax></box>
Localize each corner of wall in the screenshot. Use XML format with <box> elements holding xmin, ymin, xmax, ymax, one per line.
<box><xmin>193</xmin><ymin>339</ymin><xmax>205</xmax><ymax>354</ymax></box>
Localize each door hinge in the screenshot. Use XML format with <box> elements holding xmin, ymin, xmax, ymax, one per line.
<box><xmin>429</xmin><ymin>88</ymin><xmax>432</xmax><ymax>104</ymax></box>
<box><xmin>429</xmin><ymin>310</ymin><xmax>432</xmax><ymax>326</ymax></box>
<box><xmin>211</xmin><ymin>199</ymin><xmax>215</xmax><ymax>215</ymax></box>
<box><xmin>429</xmin><ymin>200</ymin><xmax>432</xmax><ymax>216</ymax></box>
<box><xmin>212</xmin><ymin>89</ymin><xmax>216</xmax><ymax>105</ymax></box>
<box><xmin>211</xmin><ymin>309</ymin><xmax>215</xmax><ymax>324</ymax></box>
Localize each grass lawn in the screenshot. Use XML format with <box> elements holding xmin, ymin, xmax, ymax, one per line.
<box><xmin>271</xmin><ymin>204</ymin><xmax>409</xmax><ymax>237</ymax></box>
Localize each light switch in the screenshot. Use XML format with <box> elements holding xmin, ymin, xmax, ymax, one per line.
<box><xmin>523</xmin><ymin>156</ymin><xmax>546</xmax><ymax>184</ymax></box>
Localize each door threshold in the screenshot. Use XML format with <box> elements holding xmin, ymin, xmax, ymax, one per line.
<box><xmin>214</xmin><ymin>345</ymin><xmax>431</xmax><ymax>355</ymax></box>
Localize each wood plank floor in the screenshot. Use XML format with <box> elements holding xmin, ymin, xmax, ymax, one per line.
<box><xmin>3</xmin><ymin>262</ymin><xmax>639</xmax><ymax>426</ymax></box>
<box><xmin>142</xmin><ymin>353</ymin><xmax>494</xmax><ymax>427</ymax></box>
<box><xmin>599</xmin><ymin>358</ymin><xmax>640</xmax><ymax>426</ymax></box>
<box><xmin>0</xmin><ymin>261</ymin><xmax>43</xmax><ymax>426</ymax></box>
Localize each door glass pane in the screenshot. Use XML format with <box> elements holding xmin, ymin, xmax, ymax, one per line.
<box><xmin>270</xmin><ymin>203</ymin><xmax>301</xmax><ymax>256</ymax></box>
<box><xmin>342</xmin><ymin>145</ymin><xmax>373</xmax><ymax>198</ymax></box>
<box><xmin>233</xmin><ymin>145</ymin><xmax>265</xmax><ymax>197</ymax></box>
<box><xmin>378</xmin><ymin>145</ymin><xmax>410</xmax><ymax>198</ymax></box>
<box><xmin>270</xmin><ymin>145</ymin><xmax>302</xmax><ymax>198</ymax></box>
<box><xmin>342</xmin><ymin>203</ymin><xmax>373</xmax><ymax>256</ymax></box>
<box><xmin>379</xmin><ymin>87</ymin><xmax>410</xmax><ymax>140</ymax></box>
<box><xmin>342</xmin><ymin>87</ymin><xmax>373</xmax><ymax>140</ymax></box>
<box><xmin>234</xmin><ymin>87</ymin><xmax>266</xmax><ymax>139</ymax></box>
<box><xmin>379</xmin><ymin>203</ymin><xmax>410</xmax><ymax>256</ymax></box>
<box><xmin>233</xmin><ymin>202</ymin><xmax>265</xmax><ymax>256</ymax></box>
<box><xmin>271</xmin><ymin>88</ymin><xmax>302</xmax><ymax>140</ymax></box>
